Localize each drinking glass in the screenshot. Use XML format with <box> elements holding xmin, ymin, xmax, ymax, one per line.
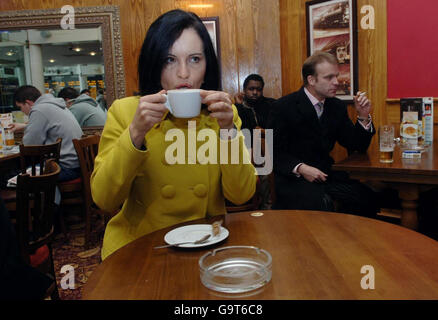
<box><xmin>379</xmin><ymin>125</ymin><xmax>395</xmax><ymax>163</ymax></box>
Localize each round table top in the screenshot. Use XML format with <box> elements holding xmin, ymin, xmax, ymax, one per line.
<box><xmin>82</xmin><ymin>210</ymin><xmax>438</xmax><ymax>300</ymax></box>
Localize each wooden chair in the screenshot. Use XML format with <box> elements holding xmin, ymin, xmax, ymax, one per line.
<box><xmin>0</xmin><ymin>139</ymin><xmax>62</xmax><ymax>212</ymax></box>
<box><xmin>225</xmin><ymin>182</ymin><xmax>261</xmax><ymax>213</ymax></box>
<box><xmin>225</xmin><ymin>128</ymin><xmax>264</xmax><ymax>213</ymax></box>
<box><xmin>256</xmin><ymin>128</ymin><xmax>277</xmax><ymax>208</ymax></box>
<box><xmin>19</xmin><ymin>138</ymin><xmax>62</xmax><ymax>175</ymax></box>
<box><xmin>225</xmin><ymin>127</ymin><xmax>278</xmax><ymax>212</ymax></box>
<box><xmin>73</xmin><ymin>134</ymin><xmax>108</xmax><ymax>246</ymax></box>
<box><xmin>15</xmin><ymin>159</ymin><xmax>61</xmax><ymax>300</ymax></box>
<box><xmin>260</xmin><ymin>130</ymin><xmax>276</xmax><ymax>208</ymax></box>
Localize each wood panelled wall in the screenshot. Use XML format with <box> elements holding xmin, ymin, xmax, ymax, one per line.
<box><xmin>0</xmin><ymin>0</ymin><xmax>282</xmax><ymax>100</ymax></box>
<box><xmin>4</xmin><ymin>0</ymin><xmax>432</xmax><ymax>161</ymax></box>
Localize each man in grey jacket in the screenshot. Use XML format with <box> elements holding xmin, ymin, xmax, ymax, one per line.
<box><xmin>58</xmin><ymin>87</ymin><xmax>107</xmax><ymax>127</ymax></box>
<box><xmin>12</xmin><ymin>85</ymin><xmax>83</xmax><ymax>181</ymax></box>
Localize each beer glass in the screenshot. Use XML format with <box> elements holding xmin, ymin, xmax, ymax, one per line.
<box><xmin>379</xmin><ymin>125</ymin><xmax>394</xmax><ymax>163</ymax></box>
<box><xmin>3</xmin><ymin>128</ymin><xmax>14</xmax><ymax>148</ymax></box>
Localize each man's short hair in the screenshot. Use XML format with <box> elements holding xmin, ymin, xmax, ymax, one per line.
<box><xmin>302</xmin><ymin>51</ymin><xmax>338</xmax><ymax>85</ymax></box>
<box><xmin>58</xmin><ymin>87</ymin><xmax>79</xmax><ymax>100</ymax></box>
<box><xmin>243</xmin><ymin>74</ymin><xmax>265</xmax><ymax>89</ymax></box>
<box><xmin>13</xmin><ymin>85</ymin><xmax>41</xmax><ymax>105</ymax></box>
<box><xmin>80</xmin><ymin>88</ymin><xmax>90</xmax><ymax>95</ymax></box>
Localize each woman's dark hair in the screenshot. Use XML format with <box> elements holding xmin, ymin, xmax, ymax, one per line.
<box><xmin>138</xmin><ymin>9</ymin><xmax>220</xmax><ymax>95</ymax></box>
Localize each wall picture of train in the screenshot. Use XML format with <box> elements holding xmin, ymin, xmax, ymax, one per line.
<box><xmin>306</xmin><ymin>0</ymin><xmax>358</xmax><ymax>102</ymax></box>
<box><xmin>314</xmin><ymin>2</ymin><xmax>350</xmax><ymax>29</ymax></box>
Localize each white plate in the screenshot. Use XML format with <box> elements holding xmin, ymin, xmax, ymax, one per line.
<box><xmin>164</xmin><ymin>224</ymin><xmax>229</xmax><ymax>248</ymax></box>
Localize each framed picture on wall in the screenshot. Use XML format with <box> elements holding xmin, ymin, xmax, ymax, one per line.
<box><xmin>201</xmin><ymin>17</ymin><xmax>220</xmax><ymax>57</ymax></box>
<box><xmin>306</xmin><ymin>0</ymin><xmax>358</xmax><ymax>102</ymax></box>
<box><xmin>201</xmin><ymin>16</ymin><xmax>221</xmax><ymax>89</ymax></box>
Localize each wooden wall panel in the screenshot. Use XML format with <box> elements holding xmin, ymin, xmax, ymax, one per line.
<box><xmin>0</xmin><ymin>0</ymin><xmax>282</xmax><ymax>100</ymax></box>
<box><xmin>5</xmin><ymin>0</ymin><xmax>422</xmax><ymax>162</ymax></box>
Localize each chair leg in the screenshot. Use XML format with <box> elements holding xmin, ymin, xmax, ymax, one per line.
<box><xmin>84</xmin><ymin>206</ymin><xmax>91</xmax><ymax>249</ymax></box>
<box><xmin>57</xmin><ymin>206</ymin><xmax>69</xmax><ymax>242</ymax></box>
<box><xmin>48</xmin><ymin>243</ymin><xmax>60</xmax><ymax>300</ymax></box>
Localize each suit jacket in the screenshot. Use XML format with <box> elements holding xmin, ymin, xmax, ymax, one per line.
<box><xmin>269</xmin><ymin>87</ymin><xmax>375</xmax><ymax>180</ymax></box>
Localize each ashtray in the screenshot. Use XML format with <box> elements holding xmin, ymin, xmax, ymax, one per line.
<box><xmin>199</xmin><ymin>246</ymin><xmax>272</xmax><ymax>293</ymax></box>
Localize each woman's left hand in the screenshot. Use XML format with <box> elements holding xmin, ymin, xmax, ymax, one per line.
<box><xmin>200</xmin><ymin>90</ymin><xmax>234</xmax><ymax>129</ymax></box>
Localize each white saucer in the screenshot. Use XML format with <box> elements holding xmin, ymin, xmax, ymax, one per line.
<box><xmin>164</xmin><ymin>224</ymin><xmax>229</xmax><ymax>248</ymax></box>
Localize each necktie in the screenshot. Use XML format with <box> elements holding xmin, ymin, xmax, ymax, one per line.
<box><xmin>315</xmin><ymin>102</ymin><xmax>324</xmax><ymax>118</ymax></box>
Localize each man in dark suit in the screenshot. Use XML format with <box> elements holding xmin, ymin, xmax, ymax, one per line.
<box><xmin>269</xmin><ymin>51</ymin><xmax>378</xmax><ymax>217</ymax></box>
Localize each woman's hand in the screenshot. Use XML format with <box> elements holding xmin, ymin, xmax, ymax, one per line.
<box><xmin>129</xmin><ymin>90</ymin><xmax>168</xmax><ymax>149</ymax></box>
<box><xmin>200</xmin><ymin>90</ymin><xmax>234</xmax><ymax>130</ymax></box>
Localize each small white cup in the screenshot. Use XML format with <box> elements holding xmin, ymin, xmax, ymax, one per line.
<box><xmin>163</xmin><ymin>89</ymin><xmax>202</xmax><ymax>118</ymax></box>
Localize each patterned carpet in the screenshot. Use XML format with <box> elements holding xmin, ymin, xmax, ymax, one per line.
<box><xmin>52</xmin><ymin>211</ymin><xmax>105</xmax><ymax>300</ymax></box>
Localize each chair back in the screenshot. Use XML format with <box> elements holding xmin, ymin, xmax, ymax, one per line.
<box><xmin>259</xmin><ymin>130</ymin><xmax>276</xmax><ymax>207</ymax></box>
<box><xmin>15</xmin><ymin>159</ymin><xmax>60</xmax><ymax>264</ymax></box>
<box><xmin>72</xmin><ymin>134</ymin><xmax>107</xmax><ymax>246</ymax></box>
<box><xmin>19</xmin><ymin>138</ymin><xmax>62</xmax><ymax>176</ymax></box>
<box><xmin>73</xmin><ymin>135</ymin><xmax>100</xmax><ymax>208</ymax></box>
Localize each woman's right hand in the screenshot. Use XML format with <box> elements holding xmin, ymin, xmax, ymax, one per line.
<box><xmin>129</xmin><ymin>90</ymin><xmax>168</xmax><ymax>149</ymax></box>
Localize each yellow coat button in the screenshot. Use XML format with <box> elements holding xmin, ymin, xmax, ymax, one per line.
<box><xmin>161</xmin><ymin>185</ymin><xmax>176</xmax><ymax>198</ymax></box>
<box><xmin>193</xmin><ymin>184</ymin><xmax>207</xmax><ymax>197</ymax></box>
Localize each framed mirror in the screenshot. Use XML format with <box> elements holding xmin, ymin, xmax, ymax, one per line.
<box><xmin>0</xmin><ymin>6</ymin><xmax>126</xmax><ymax>112</ymax></box>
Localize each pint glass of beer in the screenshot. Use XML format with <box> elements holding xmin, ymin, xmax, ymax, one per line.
<box><xmin>379</xmin><ymin>125</ymin><xmax>394</xmax><ymax>163</ymax></box>
<box><xmin>3</xmin><ymin>128</ymin><xmax>14</xmax><ymax>148</ymax></box>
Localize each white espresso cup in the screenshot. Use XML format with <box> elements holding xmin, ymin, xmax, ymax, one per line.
<box><xmin>163</xmin><ymin>89</ymin><xmax>202</xmax><ymax>118</ymax></box>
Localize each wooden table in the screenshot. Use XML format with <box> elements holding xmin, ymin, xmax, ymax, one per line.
<box><xmin>332</xmin><ymin>141</ymin><xmax>438</xmax><ymax>230</ymax></box>
<box><xmin>82</xmin><ymin>210</ymin><xmax>438</xmax><ymax>300</ymax></box>
<box><xmin>0</xmin><ymin>150</ymin><xmax>20</xmax><ymax>177</ymax></box>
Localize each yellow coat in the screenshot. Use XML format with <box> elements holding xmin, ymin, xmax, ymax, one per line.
<box><xmin>91</xmin><ymin>96</ymin><xmax>257</xmax><ymax>260</ymax></box>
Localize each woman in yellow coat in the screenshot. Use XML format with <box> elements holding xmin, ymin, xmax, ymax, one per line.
<box><xmin>91</xmin><ymin>9</ymin><xmax>257</xmax><ymax>260</ymax></box>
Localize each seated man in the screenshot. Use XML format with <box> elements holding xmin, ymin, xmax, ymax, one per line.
<box><xmin>234</xmin><ymin>74</ymin><xmax>276</xmax><ymax>210</ymax></box>
<box><xmin>11</xmin><ymin>85</ymin><xmax>83</xmax><ymax>181</ymax></box>
<box><xmin>58</xmin><ymin>87</ymin><xmax>107</xmax><ymax>127</ymax></box>
<box><xmin>96</xmin><ymin>88</ymin><xmax>108</xmax><ymax>113</ymax></box>
<box><xmin>235</xmin><ymin>74</ymin><xmax>276</xmax><ymax>132</ymax></box>
<box><xmin>269</xmin><ymin>51</ymin><xmax>378</xmax><ymax>217</ymax></box>
<box><xmin>80</xmin><ymin>88</ymin><xmax>91</xmax><ymax>96</ymax></box>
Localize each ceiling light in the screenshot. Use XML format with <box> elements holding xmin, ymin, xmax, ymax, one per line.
<box><xmin>73</xmin><ymin>47</ymin><xmax>82</xmax><ymax>52</ymax></box>
<box><xmin>90</xmin><ymin>51</ymin><xmax>96</xmax><ymax>56</ymax></box>
<box><xmin>49</xmin><ymin>59</ymin><xmax>55</xmax><ymax>63</ymax></box>
<box><xmin>6</xmin><ymin>51</ymin><xmax>14</xmax><ymax>56</ymax></box>
<box><xmin>188</xmin><ymin>4</ymin><xmax>214</xmax><ymax>8</ymax></box>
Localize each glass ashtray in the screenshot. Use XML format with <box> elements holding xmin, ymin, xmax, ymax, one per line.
<box><xmin>199</xmin><ymin>246</ymin><xmax>272</xmax><ymax>293</ymax></box>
